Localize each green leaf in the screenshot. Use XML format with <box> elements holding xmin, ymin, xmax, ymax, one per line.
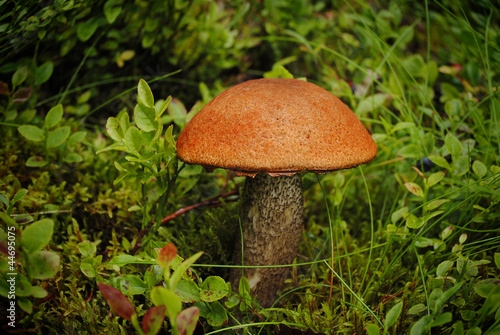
<box><xmin>96</xmin><ymin>142</ymin><xmax>127</xmax><ymax>154</ymax></box>
<box><xmin>356</xmin><ymin>93</ymin><xmax>389</xmax><ymax>115</ymax></box>
<box><xmin>410</xmin><ymin>315</ymin><xmax>432</xmax><ymax>335</ymax></box>
<box><xmin>239</xmin><ymin>276</ymin><xmax>251</xmax><ymax>297</ymax></box>
<box><xmin>118</xmin><ymin>275</ymin><xmax>148</xmax><ymax>295</ymax></box>
<box><xmin>436</xmin><ymin>260</ymin><xmax>453</xmax><ymax>277</ymax></box>
<box><xmin>465</xmin><ymin>327</ymin><xmax>481</xmax><ymax>335</ymax></box>
<box><xmin>65</xmin><ymin>153</ymin><xmax>84</xmax><ymax>163</ymax></box>
<box><xmin>0</xmin><ymin>193</ymin><xmax>8</xmax><ymax>207</ymax></box>
<box><xmin>403</xmin><ymin>54</ymin><xmax>425</xmax><ymax>76</ymax></box>
<box><xmin>80</xmin><ymin>261</ymin><xmax>96</xmax><ymax>278</ymax></box>
<box><xmin>21</xmin><ymin>219</ymin><xmax>54</xmax><ymax>253</ymax></box>
<box><xmin>391</xmin><ymin>122</ymin><xmax>416</xmax><ymax>133</ymax></box>
<box><xmin>453</xmin><ymin>156</ymin><xmax>469</xmax><ymax>176</ymax></box>
<box><xmin>495</xmin><ymin>253</ymin><xmax>500</xmax><ymax>271</ymax></box>
<box><xmin>46</xmin><ymin>126</ymin><xmax>70</xmax><ymax>148</ymax></box>
<box><xmin>169</xmin><ymin>251</ymin><xmax>203</xmax><ymax>289</ymax></box>
<box><xmin>12</xmin><ymin>189</ymin><xmax>28</xmax><ymax>203</ymax></box>
<box><xmin>18</xmin><ymin>109</ymin><xmax>37</xmax><ymax>123</ymax></box>
<box><xmin>206</xmin><ymin>301</ymin><xmax>228</xmax><ymax>327</ymax></box>
<box><xmin>472</xmin><ymin>160</ymin><xmax>487</xmax><ymax>178</ymax></box>
<box><xmin>423</xmin><ymin>210</ymin><xmax>444</xmax><ymax>223</ymax></box>
<box><xmin>18</xmin><ymin>125</ymin><xmax>44</xmax><ymax>142</ymax></box>
<box><xmin>404</xmin><ymin>182</ymin><xmax>424</xmax><ymax>197</ymax></box>
<box><xmin>114</xmin><ymin>161</ymin><xmax>128</xmax><ymax>172</ymax></box>
<box><xmin>385</xmin><ymin>301</ymin><xmax>403</xmax><ymax>329</ymax></box>
<box><xmin>168</xmin><ymin>98</ymin><xmax>187</xmax><ymax>126</ymax></box>
<box><xmin>128</xmin><ymin>205</ymin><xmax>141</xmax><ymax>212</ymax></box>
<box><xmin>451</xmin><ymin>321</ymin><xmax>464</xmax><ymax>335</ymax></box>
<box><xmin>134</xmin><ymin>103</ymin><xmax>157</xmax><ymax>132</ymax></box>
<box><xmin>164</xmin><ymin>124</ymin><xmax>175</xmax><ymax>148</ymax></box>
<box><xmin>440</xmin><ymin>82</ymin><xmax>461</xmax><ymax>101</ymax></box>
<box><xmin>34</xmin><ymin>61</ymin><xmax>54</xmax><ymax>85</ymax></box>
<box><xmin>435</xmin><ymin>282</ymin><xmax>464</xmax><ymax>312</ymax></box>
<box><xmin>225</xmin><ymin>287</ymin><xmax>240</xmax><ymax>308</ymax></box>
<box><xmin>176</xmin><ymin>306</ymin><xmax>199</xmax><ymax>335</ymax></box>
<box><xmin>478</xmin><ymin>283</ymin><xmax>500</xmax><ymax>316</ymax></box>
<box><xmin>108</xmin><ymin>254</ymin><xmax>153</xmax><ymax>266</ymax></box>
<box><xmin>444</xmin><ymin>99</ymin><xmax>463</xmax><ymax>118</ymax></box>
<box><xmin>12</xmin><ymin>65</ymin><xmax>28</xmax><ymax>88</ymax></box>
<box><xmin>18</xmin><ymin>298</ymin><xmax>33</xmax><ymax>314</ymax></box>
<box><xmin>119</xmin><ymin>111</ymin><xmax>130</xmax><ymax>133</ymax></box>
<box><xmin>474</xmin><ymin>280</ymin><xmax>496</xmax><ymax>298</ymax></box>
<box><xmin>156</xmin><ymin>96</ymin><xmax>172</xmax><ymax>120</ymax></box>
<box><xmin>424</xmin><ymin>199</ymin><xmax>449</xmax><ymax>211</ymax></box>
<box><xmin>106</xmin><ymin>117</ymin><xmax>125</xmax><ymax>141</ymax></box>
<box><xmin>29</xmin><ymin>250</ymin><xmax>60</xmax><ymax>279</ymax></box>
<box><xmin>124</xmin><ymin>127</ymin><xmax>142</xmax><ymax>153</ymax></box>
<box><xmin>407</xmin><ymin>304</ymin><xmax>426</xmax><ymax>315</ymax></box>
<box><xmin>445</xmin><ymin>133</ymin><xmax>462</xmax><ymax>162</ymax></box>
<box><xmin>415</xmin><ymin>236</ymin><xmax>434</xmax><ymax>248</ymax></box>
<box><xmin>14</xmin><ymin>214</ymin><xmax>33</xmax><ymax>225</ymax></box>
<box><xmin>422</xmin><ymin>132</ymin><xmax>435</xmax><ymax>155</ymax></box>
<box><xmin>391</xmin><ymin>207</ymin><xmax>408</xmax><ymax>224</ymax></box>
<box><xmin>397</xmin><ymin>144</ymin><xmax>422</xmax><ymax>158</ymax></box>
<box><xmin>365</xmin><ymin>323</ymin><xmax>381</xmax><ymax>335</ymax></box>
<box><xmin>199</xmin><ymin>82</ymin><xmax>211</xmax><ymax>102</ymax></box>
<box><xmin>104</xmin><ymin>0</ymin><xmax>122</xmax><ymax>24</ymax></box>
<box><xmin>429</xmin><ymin>312</ymin><xmax>452</xmax><ymax>327</ymax></box>
<box><xmin>45</xmin><ymin>104</ymin><xmax>64</xmax><ymax>128</ymax></box>
<box><xmin>200</xmin><ymin>276</ymin><xmax>227</xmax><ymax>302</ymax></box>
<box><xmin>429</xmin><ymin>155</ymin><xmax>451</xmax><ymax>170</ymax></box>
<box><xmin>137</xmin><ymin>79</ymin><xmax>154</xmax><ymax>109</ymax></box>
<box><xmin>77</xmin><ymin>240</ymin><xmax>97</xmax><ymax>257</ymax></box>
<box><xmin>77</xmin><ymin>18</ymin><xmax>98</xmax><ymax>42</ymax></box>
<box><xmin>26</xmin><ymin>156</ymin><xmax>47</xmax><ymax>167</ymax></box>
<box><xmin>175</xmin><ymin>278</ymin><xmax>201</xmax><ymax>303</ymax></box>
<box><xmin>427</xmin><ymin>171</ymin><xmax>446</xmax><ymax>188</ymax></box>
<box><xmin>15</xmin><ymin>274</ymin><xmax>32</xmax><ymax>296</ymax></box>
<box><xmin>142</xmin><ymin>33</ymin><xmax>155</xmax><ymax>48</ymax></box>
<box><xmin>31</xmin><ymin>286</ymin><xmax>48</xmax><ymax>298</ymax></box>
<box><xmin>150</xmin><ymin>287</ymin><xmax>182</xmax><ymax>320</ymax></box>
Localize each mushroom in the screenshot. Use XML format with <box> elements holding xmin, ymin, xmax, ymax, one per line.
<box><xmin>176</xmin><ymin>78</ymin><xmax>377</xmax><ymax>307</ymax></box>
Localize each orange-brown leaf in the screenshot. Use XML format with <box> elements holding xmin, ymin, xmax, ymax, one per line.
<box><xmin>97</xmin><ymin>283</ymin><xmax>135</xmax><ymax>321</ymax></box>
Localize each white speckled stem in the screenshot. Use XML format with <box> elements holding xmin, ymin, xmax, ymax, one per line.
<box><xmin>230</xmin><ymin>173</ymin><xmax>304</xmax><ymax>307</ymax></box>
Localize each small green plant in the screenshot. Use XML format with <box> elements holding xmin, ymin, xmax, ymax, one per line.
<box><xmin>0</xmin><ymin>62</ymin><xmax>54</xmax><ymax>111</ymax></box>
<box><xmin>404</xmin><ymin>253</ymin><xmax>500</xmax><ymax>335</ymax></box>
<box><xmin>0</xmin><ymin>189</ymin><xmax>60</xmax><ymax>314</ymax></box>
<box><xmin>16</xmin><ymin>103</ymin><xmax>87</xmax><ymax>167</ymax></box>
<box><xmin>97</xmin><ymin>79</ymin><xmax>178</xmax><ymax>243</ymax></box>
<box><xmin>98</xmin><ymin>242</ymin><xmax>231</xmax><ymax>334</ymax></box>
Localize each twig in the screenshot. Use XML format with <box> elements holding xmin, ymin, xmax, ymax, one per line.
<box><xmin>161</xmin><ymin>190</ymin><xmax>239</xmax><ymax>225</ymax></box>
<box><xmin>10</xmin><ymin>210</ymin><xmax>73</xmax><ymax>216</ymax></box>
<box><xmin>131</xmin><ymin>190</ymin><xmax>239</xmax><ymax>254</ymax></box>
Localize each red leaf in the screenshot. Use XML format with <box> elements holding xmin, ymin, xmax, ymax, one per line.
<box><xmin>97</xmin><ymin>283</ymin><xmax>135</xmax><ymax>321</ymax></box>
<box><xmin>157</xmin><ymin>243</ymin><xmax>177</xmax><ymax>269</ymax></box>
<box><xmin>12</xmin><ymin>87</ymin><xmax>32</xmax><ymax>103</ymax></box>
<box><xmin>142</xmin><ymin>306</ymin><xmax>166</xmax><ymax>335</ymax></box>
<box><xmin>0</xmin><ymin>81</ymin><xmax>11</xmax><ymax>95</ymax></box>
<box><xmin>0</xmin><ymin>239</ymin><xmax>8</xmax><ymax>256</ymax></box>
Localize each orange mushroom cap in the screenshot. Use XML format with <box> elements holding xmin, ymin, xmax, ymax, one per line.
<box><xmin>177</xmin><ymin>78</ymin><xmax>377</xmax><ymax>176</ymax></box>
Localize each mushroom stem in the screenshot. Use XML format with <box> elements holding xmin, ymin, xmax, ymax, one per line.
<box><xmin>230</xmin><ymin>173</ymin><xmax>304</xmax><ymax>307</ymax></box>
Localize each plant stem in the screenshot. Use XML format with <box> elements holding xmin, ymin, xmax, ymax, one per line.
<box><xmin>131</xmin><ymin>313</ymin><xmax>145</xmax><ymax>335</ymax></box>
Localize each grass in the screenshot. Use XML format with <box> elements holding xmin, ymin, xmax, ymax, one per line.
<box><xmin>1</xmin><ymin>0</ymin><xmax>499</xmax><ymax>334</ymax></box>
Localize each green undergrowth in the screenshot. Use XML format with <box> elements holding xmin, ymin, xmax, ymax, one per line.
<box><xmin>1</xmin><ymin>0</ymin><xmax>499</xmax><ymax>334</ymax></box>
